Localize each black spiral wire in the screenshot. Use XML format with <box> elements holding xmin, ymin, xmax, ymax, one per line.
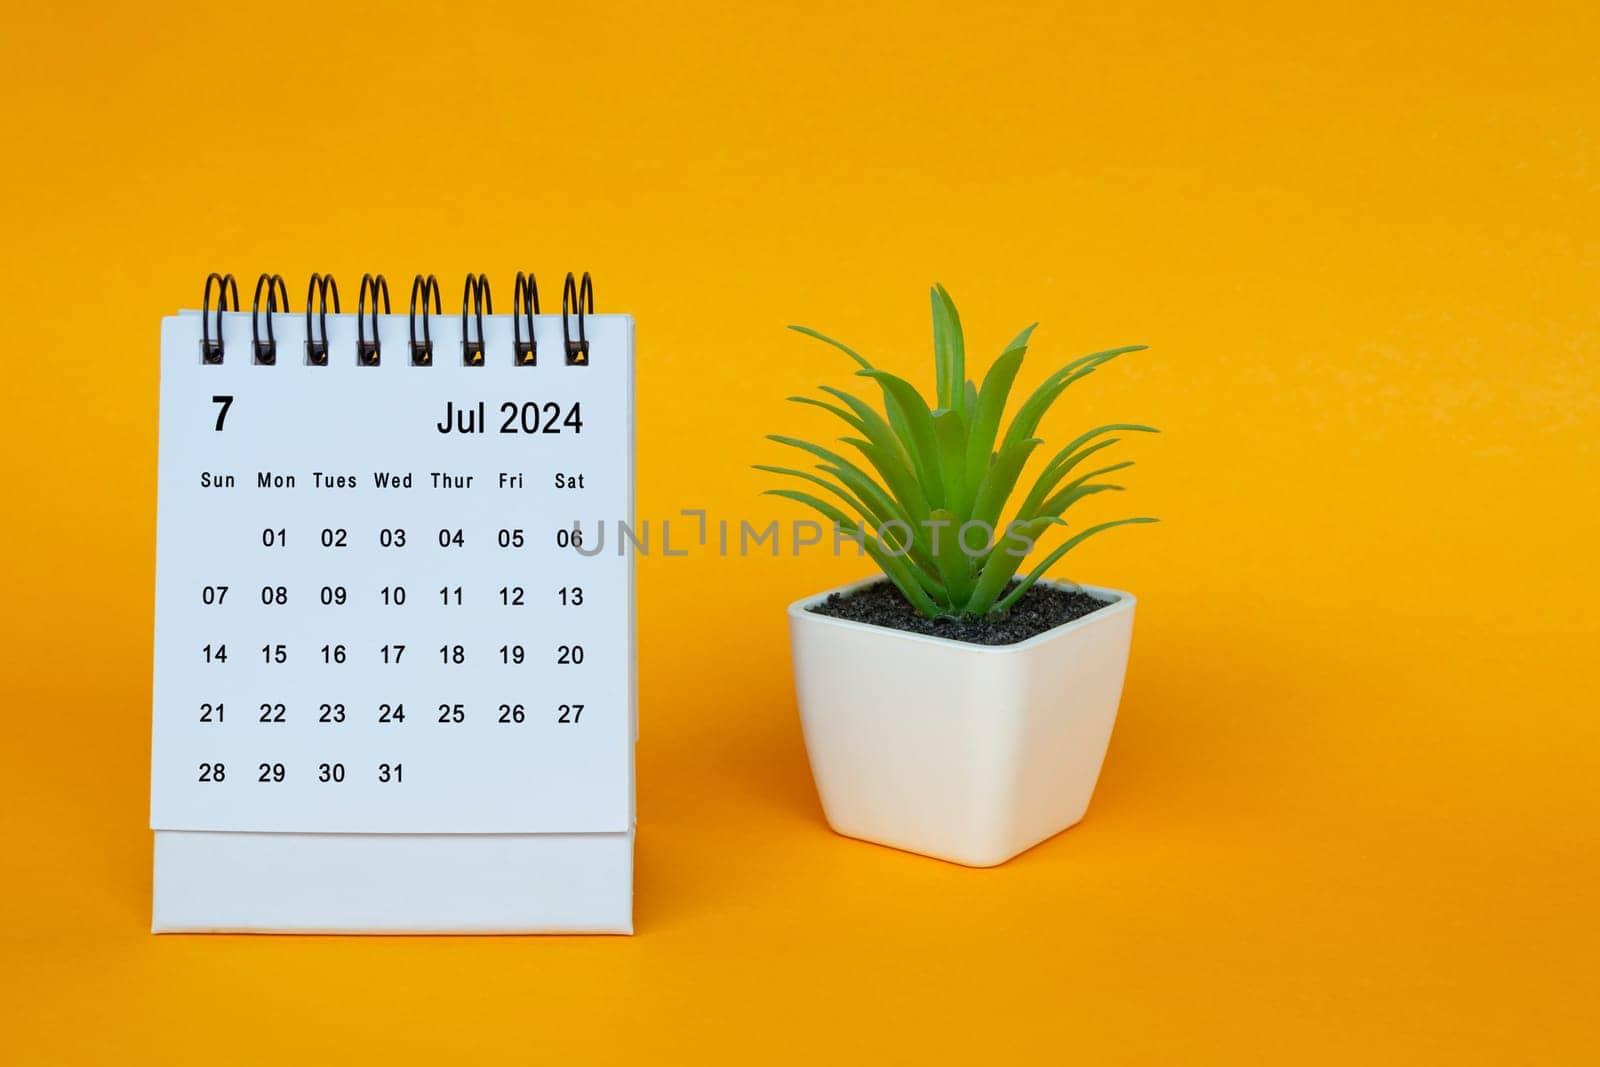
<box><xmin>357</xmin><ymin>274</ymin><xmax>390</xmax><ymax>366</ymax></box>
<box><xmin>563</xmin><ymin>271</ymin><xmax>593</xmax><ymax>365</ymax></box>
<box><xmin>409</xmin><ymin>274</ymin><xmax>441</xmax><ymax>366</ymax></box>
<box><xmin>201</xmin><ymin>272</ymin><xmax>239</xmax><ymax>363</ymax></box>
<box><xmin>513</xmin><ymin>272</ymin><xmax>539</xmax><ymax>366</ymax></box>
<box><xmin>251</xmin><ymin>274</ymin><xmax>289</xmax><ymax>365</ymax></box>
<box><xmin>462</xmin><ymin>274</ymin><xmax>492</xmax><ymax>366</ymax></box>
<box><xmin>202</xmin><ymin>272</ymin><xmax>595</xmax><ymax>366</ymax></box>
<box><xmin>305</xmin><ymin>274</ymin><xmax>339</xmax><ymax>365</ymax></box>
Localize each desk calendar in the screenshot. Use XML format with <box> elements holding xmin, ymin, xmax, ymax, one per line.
<box><xmin>151</xmin><ymin>272</ymin><xmax>635</xmax><ymax>933</ymax></box>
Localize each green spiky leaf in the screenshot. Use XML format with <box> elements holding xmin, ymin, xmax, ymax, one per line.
<box><xmin>963</xmin><ymin>515</ymin><xmax>1062</xmax><ymax>616</ymax></box>
<box><xmin>992</xmin><ymin>517</ymin><xmax>1160</xmax><ymax>614</ymax></box>
<box><xmin>787</xmin><ymin>325</ymin><xmax>873</xmax><ymax>370</ymax></box>
<box><xmin>786</xmin><ymin>394</ymin><xmax>867</xmax><ymax>435</ymax></box>
<box><xmin>856</xmin><ymin>369</ymin><xmax>944</xmax><ymax>509</ymax></box>
<box><xmin>1000</xmin><ymin>346</ymin><xmax>1146</xmax><ymax>452</ymax></box>
<box><xmin>964</xmin><ymin>326</ymin><xmax>1034</xmax><ymax>495</ymax></box>
<box><xmin>764</xmin><ymin>488</ymin><xmax>945</xmax><ymax>616</ymax></box>
<box><xmin>931</xmin><ymin>284</ymin><xmax>966</xmax><ymax>414</ymax></box>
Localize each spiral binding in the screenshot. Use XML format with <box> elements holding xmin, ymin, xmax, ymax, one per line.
<box><xmin>563</xmin><ymin>271</ymin><xmax>593</xmax><ymax>365</ymax></box>
<box><xmin>251</xmin><ymin>274</ymin><xmax>288</xmax><ymax>365</ymax></box>
<box><xmin>198</xmin><ymin>271</ymin><xmax>597</xmax><ymax>366</ymax></box>
<box><xmin>201</xmin><ymin>273</ymin><xmax>239</xmax><ymax>363</ymax></box>
<box><xmin>305</xmin><ymin>274</ymin><xmax>339</xmax><ymax>365</ymax></box>
<box><xmin>358</xmin><ymin>274</ymin><xmax>390</xmax><ymax>366</ymax></box>
<box><xmin>513</xmin><ymin>272</ymin><xmax>539</xmax><ymax>366</ymax></box>
<box><xmin>409</xmin><ymin>274</ymin><xmax>440</xmax><ymax>366</ymax></box>
<box><xmin>463</xmin><ymin>274</ymin><xmax>491</xmax><ymax>366</ymax></box>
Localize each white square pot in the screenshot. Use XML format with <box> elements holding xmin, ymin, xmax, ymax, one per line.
<box><xmin>788</xmin><ymin>577</ymin><xmax>1136</xmax><ymax>867</ymax></box>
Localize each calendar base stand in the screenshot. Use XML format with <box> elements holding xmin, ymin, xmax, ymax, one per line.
<box><xmin>153</xmin><ymin>829</ymin><xmax>634</xmax><ymax>934</ymax></box>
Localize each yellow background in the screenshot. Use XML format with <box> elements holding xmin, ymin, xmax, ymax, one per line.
<box><xmin>2</xmin><ymin>0</ymin><xmax>1596</xmax><ymax>1061</ymax></box>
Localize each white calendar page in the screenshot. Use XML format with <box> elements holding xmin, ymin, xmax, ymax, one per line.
<box><xmin>151</xmin><ymin>310</ymin><xmax>634</xmax><ymax>835</ymax></box>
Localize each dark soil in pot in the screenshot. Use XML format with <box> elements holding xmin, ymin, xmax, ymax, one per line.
<box><xmin>808</xmin><ymin>580</ymin><xmax>1114</xmax><ymax>646</ymax></box>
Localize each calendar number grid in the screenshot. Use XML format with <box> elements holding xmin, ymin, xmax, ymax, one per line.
<box><xmin>151</xmin><ymin>311</ymin><xmax>634</xmax><ymax>835</ymax></box>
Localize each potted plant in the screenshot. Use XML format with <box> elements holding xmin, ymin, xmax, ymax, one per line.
<box><xmin>761</xmin><ymin>285</ymin><xmax>1158</xmax><ymax>866</ymax></box>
